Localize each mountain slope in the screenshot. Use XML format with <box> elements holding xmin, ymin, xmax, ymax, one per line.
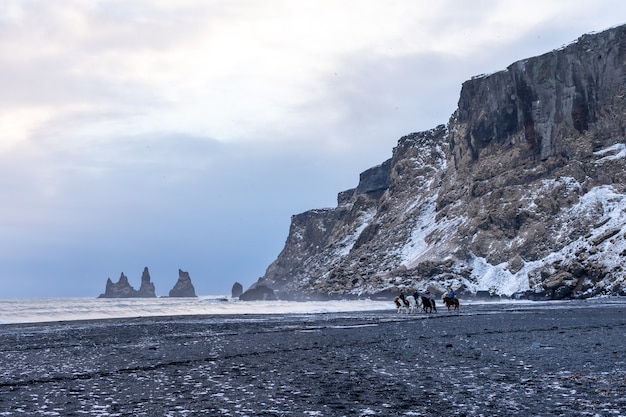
<box><xmin>255</xmin><ymin>25</ymin><xmax>626</xmax><ymax>300</ymax></box>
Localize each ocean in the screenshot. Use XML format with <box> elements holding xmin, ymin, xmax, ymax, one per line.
<box><xmin>0</xmin><ymin>296</ymin><xmax>393</xmax><ymax>325</ymax></box>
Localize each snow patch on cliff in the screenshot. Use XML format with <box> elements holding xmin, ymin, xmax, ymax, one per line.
<box><xmin>468</xmin><ymin>256</ymin><xmax>531</xmax><ymax>295</ymax></box>
<box><xmin>594</xmin><ymin>143</ymin><xmax>626</xmax><ymax>162</ymax></box>
<box><xmin>335</xmin><ymin>208</ymin><xmax>376</xmax><ymax>257</ymax></box>
<box><xmin>398</xmin><ymin>195</ymin><xmax>462</xmax><ymax>268</ymax></box>
<box><xmin>568</xmin><ymin>185</ymin><xmax>626</xmax><ymax>270</ymax></box>
<box><xmin>398</xmin><ymin>197</ymin><xmax>438</xmax><ymax>264</ymax></box>
<box><xmin>468</xmin><ymin>184</ymin><xmax>626</xmax><ymax>296</ymax></box>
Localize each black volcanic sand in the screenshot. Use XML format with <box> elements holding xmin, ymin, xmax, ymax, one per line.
<box><xmin>1</xmin><ymin>301</ymin><xmax>626</xmax><ymax>416</ymax></box>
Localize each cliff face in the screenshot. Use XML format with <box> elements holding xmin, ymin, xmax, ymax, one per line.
<box><xmin>257</xmin><ymin>25</ymin><xmax>626</xmax><ymax>300</ymax></box>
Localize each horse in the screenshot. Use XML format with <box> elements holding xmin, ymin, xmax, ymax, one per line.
<box><xmin>393</xmin><ymin>296</ymin><xmax>409</xmax><ymax>313</ymax></box>
<box><xmin>421</xmin><ymin>296</ymin><xmax>437</xmax><ymax>313</ymax></box>
<box><xmin>442</xmin><ymin>296</ymin><xmax>460</xmax><ymax>311</ymax></box>
<box><xmin>405</xmin><ymin>295</ymin><xmax>418</xmax><ymax>313</ymax></box>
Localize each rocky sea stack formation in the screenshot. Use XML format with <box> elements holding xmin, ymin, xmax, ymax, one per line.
<box><xmin>98</xmin><ymin>267</ymin><xmax>197</xmax><ymax>298</ymax></box>
<box><xmin>231</xmin><ymin>282</ymin><xmax>243</xmax><ymax>298</ymax></box>
<box><xmin>98</xmin><ymin>269</ymin><xmax>157</xmax><ymax>298</ymax></box>
<box><xmin>168</xmin><ymin>269</ymin><xmax>197</xmax><ymax>298</ymax></box>
<box><xmin>137</xmin><ymin>267</ymin><xmax>157</xmax><ymax>297</ymax></box>
<box><xmin>252</xmin><ymin>25</ymin><xmax>626</xmax><ymax>301</ymax></box>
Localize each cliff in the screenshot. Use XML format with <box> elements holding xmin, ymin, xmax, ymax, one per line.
<box><xmin>255</xmin><ymin>24</ymin><xmax>626</xmax><ymax>300</ymax></box>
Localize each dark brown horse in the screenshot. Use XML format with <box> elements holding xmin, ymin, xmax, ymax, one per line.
<box><xmin>420</xmin><ymin>296</ymin><xmax>437</xmax><ymax>313</ymax></box>
<box><xmin>442</xmin><ymin>296</ymin><xmax>460</xmax><ymax>311</ymax></box>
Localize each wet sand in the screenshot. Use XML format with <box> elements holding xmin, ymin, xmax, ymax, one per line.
<box><xmin>1</xmin><ymin>301</ymin><xmax>625</xmax><ymax>416</ymax></box>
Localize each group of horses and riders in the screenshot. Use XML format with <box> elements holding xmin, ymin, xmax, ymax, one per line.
<box><xmin>393</xmin><ymin>289</ymin><xmax>460</xmax><ymax>313</ymax></box>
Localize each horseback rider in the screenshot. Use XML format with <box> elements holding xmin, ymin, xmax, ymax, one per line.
<box><xmin>447</xmin><ymin>288</ymin><xmax>456</xmax><ymax>300</ymax></box>
<box><xmin>443</xmin><ymin>288</ymin><xmax>459</xmax><ymax>311</ymax></box>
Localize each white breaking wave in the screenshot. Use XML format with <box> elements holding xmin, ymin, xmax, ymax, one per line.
<box><xmin>0</xmin><ymin>297</ymin><xmax>392</xmax><ymax>325</ymax></box>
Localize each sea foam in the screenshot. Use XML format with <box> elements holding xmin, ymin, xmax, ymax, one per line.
<box><xmin>0</xmin><ymin>296</ymin><xmax>392</xmax><ymax>324</ymax></box>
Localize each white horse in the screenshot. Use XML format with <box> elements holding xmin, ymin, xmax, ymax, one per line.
<box><xmin>393</xmin><ymin>296</ymin><xmax>408</xmax><ymax>313</ymax></box>
<box><xmin>405</xmin><ymin>295</ymin><xmax>418</xmax><ymax>313</ymax></box>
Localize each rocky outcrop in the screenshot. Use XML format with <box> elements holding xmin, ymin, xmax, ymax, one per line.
<box><xmin>168</xmin><ymin>269</ymin><xmax>197</xmax><ymax>297</ymax></box>
<box><xmin>98</xmin><ymin>273</ymin><xmax>139</xmax><ymax>298</ymax></box>
<box><xmin>240</xmin><ymin>285</ymin><xmax>276</xmax><ymax>301</ymax></box>
<box><xmin>98</xmin><ymin>268</ymin><xmax>157</xmax><ymax>298</ymax></box>
<box><xmin>231</xmin><ymin>282</ymin><xmax>243</xmax><ymax>298</ymax></box>
<box><xmin>137</xmin><ymin>267</ymin><xmax>157</xmax><ymax>298</ymax></box>
<box><xmin>255</xmin><ymin>24</ymin><xmax>626</xmax><ymax>300</ymax></box>
<box><xmin>356</xmin><ymin>159</ymin><xmax>392</xmax><ymax>195</ymax></box>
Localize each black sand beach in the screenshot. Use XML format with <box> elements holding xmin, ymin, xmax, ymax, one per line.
<box><xmin>1</xmin><ymin>300</ymin><xmax>625</xmax><ymax>416</ymax></box>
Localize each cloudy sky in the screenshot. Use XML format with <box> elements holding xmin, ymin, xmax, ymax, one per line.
<box><xmin>1</xmin><ymin>1</ymin><xmax>625</xmax><ymax>298</ymax></box>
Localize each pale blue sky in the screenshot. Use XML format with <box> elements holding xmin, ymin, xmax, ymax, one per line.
<box><xmin>1</xmin><ymin>0</ymin><xmax>625</xmax><ymax>297</ymax></box>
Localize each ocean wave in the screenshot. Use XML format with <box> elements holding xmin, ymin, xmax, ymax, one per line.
<box><xmin>0</xmin><ymin>296</ymin><xmax>392</xmax><ymax>325</ymax></box>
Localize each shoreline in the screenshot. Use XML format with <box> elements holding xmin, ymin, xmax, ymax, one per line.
<box><xmin>1</xmin><ymin>295</ymin><xmax>625</xmax><ymax>326</ymax></box>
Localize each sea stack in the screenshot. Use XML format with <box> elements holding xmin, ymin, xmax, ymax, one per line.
<box><xmin>169</xmin><ymin>269</ymin><xmax>197</xmax><ymax>297</ymax></box>
<box><xmin>98</xmin><ymin>273</ymin><xmax>138</xmax><ymax>298</ymax></box>
<box><xmin>137</xmin><ymin>267</ymin><xmax>157</xmax><ymax>298</ymax></box>
<box><xmin>231</xmin><ymin>282</ymin><xmax>243</xmax><ymax>298</ymax></box>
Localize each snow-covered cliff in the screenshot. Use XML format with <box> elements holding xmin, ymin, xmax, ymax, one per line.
<box><xmin>255</xmin><ymin>25</ymin><xmax>626</xmax><ymax>300</ymax></box>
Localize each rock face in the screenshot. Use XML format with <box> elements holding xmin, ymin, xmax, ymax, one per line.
<box><xmin>239</xmin><ymin>285</ymin><xmax>276</xmax><ymax>301</ymax></box>
<box><xmin>255</xmin><ymin>25</ymin><xmax>626</xmax><ymax>300</ymax></box>
<box><xmin>231</xmin><ymin>282</ymin><xmax>243</xmax><ymax>298</ymax></box>
<box><xmin>168</xmin><ymin>269</ymin><xmax>197</xmax><ymax>297</ymax></box>
<box><xmin>98</xmin><ymin>273</ymin><xmax>140</xmax><ymax>298</ymax></box>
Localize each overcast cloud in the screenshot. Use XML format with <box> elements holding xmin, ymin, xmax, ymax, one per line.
<box><xmin>1</xmin><ymin>1</ymin><xmax>625</xmax><ymax>297</ymax></box>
